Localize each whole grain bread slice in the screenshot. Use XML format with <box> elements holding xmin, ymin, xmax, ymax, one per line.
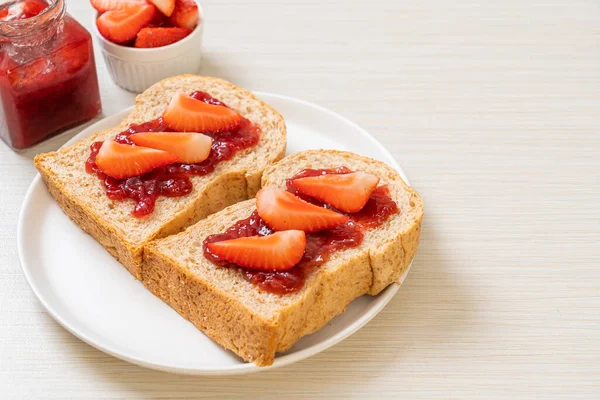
<box><xmin>34</xmin><ymin>75</ymin><xmax>286</xmax><ymax>279</ymax></box>
<box><xmin>142</xmin><ymin>150</ymin><xmax>423</xmax><ymax>366</ymax></box>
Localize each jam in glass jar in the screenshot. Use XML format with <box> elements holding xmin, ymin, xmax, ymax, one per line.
<box><xmin>0</xmin><ymin>0</ymin><xmax>101</xmax><ymax>150</ymax></box>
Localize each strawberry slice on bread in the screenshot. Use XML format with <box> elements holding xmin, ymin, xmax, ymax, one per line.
<box><xmin>129</xmin><ymin>131</ymin><xmax>212</xmax><ymax>164</ymax></box>
<box><xmin>206</xmin><ymin>230</ymin><xmax>306</xmax><ymax>271</ymax></box>
<box><xmin>134</xmin><ymin>27</ymin><xmax>192</xmax><ymax>48</ymax></box>
<box><xmin>95</xmin><ymin>141</ymin><xmax>178</xmax><ymax>179</ymax></box>
<box><xmin>90</xmin><ymin>0</ymin><xmax>149</xmax><ymax>13</ymax></box>
<box><xmin>256</xmin><ymin>188</ymin><xmax>348</xmax><ymax>233</ymax></box>
<box><xmin>292</xmin><ymin>171</ymin><xmax>381</xmax><ymax>213</ymax></box>
<box><xmin>96</xmin><ymin>5</ymin><xmax>156</xmax><ymax>44</ymax></box>
<box><xmin>163</xmin><ymin>92</ymin><xmax>242</xmax><ymax>133</ymax></box>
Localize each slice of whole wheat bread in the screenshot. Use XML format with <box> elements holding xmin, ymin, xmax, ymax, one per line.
<box><xmin>142</xmin><ymin>150</ymin><xmax>423</xmax><ymax>366</ymax></box>
<box><xmin>34</xmin><ymin>75</ymin><xmax>286</xmax><ymax>279</ymax></box>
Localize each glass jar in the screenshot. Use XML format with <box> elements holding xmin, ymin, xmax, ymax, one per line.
<box><xmin>0</xmin><ymin>0</ymin><xmax>101</xmax><ymax>150</ymax></box>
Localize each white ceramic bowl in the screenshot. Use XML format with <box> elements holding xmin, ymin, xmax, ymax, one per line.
<box><xmin>93</xmin><ymin>2</ymin><xmax>204</xmax><ymax>93</ymax></box>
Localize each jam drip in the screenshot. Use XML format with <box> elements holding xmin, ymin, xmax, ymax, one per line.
<box><xmin>203</xmin><ymin>168</ymin><xmax>399</xmax><ymax>295</ymax></box>
<box><xmin>86</xmin><ymin>91</ymin><xmax>261</xmax><ymax>217</ymax></box>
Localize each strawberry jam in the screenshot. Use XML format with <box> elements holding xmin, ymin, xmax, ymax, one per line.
<box><xmin>203</xmin><ymin>168</ymin><xmax>398</xmax><ymax>295</ymax></box>
<box><xmin>0</xmin><ymin>0</ymin><xmax>102</xmax><ymax>150</ymax></box>
<box><xmin>86</xmin><ymin>91</ymin><xmax>261</xmax><ymax>217</ymax></box>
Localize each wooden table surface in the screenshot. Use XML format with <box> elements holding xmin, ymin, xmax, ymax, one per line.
<box><xmin>1</xmin><ymin>0</ymin><xmax>599</xmax><ymax>398</ymax></box>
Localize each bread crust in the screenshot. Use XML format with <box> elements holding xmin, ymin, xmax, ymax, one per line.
<box><xmin>34</xmin><ymin>75</ymin><xmax>286</xmax><ymax>279</ymax></box>
<box><xmin>142</xmin><ymin>150</ymin><xmax>424</xmax><ymax>366</ymax></box>
<box><xmin>144</xmin><ymin>241</ymin><xmax>280</xmax><ymax>366</ymax></box>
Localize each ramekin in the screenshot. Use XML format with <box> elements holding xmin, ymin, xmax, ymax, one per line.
<box><xmin>93</xmin><ymin>1</ymin><xmax>204</xmax><ymax>93</ymax></box>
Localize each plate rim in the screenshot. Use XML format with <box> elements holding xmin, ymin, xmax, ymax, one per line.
<box><xmin>17</xmin><ymin>91</ymin><xmax>413</xmax><ymax>375</ymax></box>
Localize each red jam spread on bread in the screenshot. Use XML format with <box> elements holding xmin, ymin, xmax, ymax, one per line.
<box><xmin>203</xmin><ymin>168</ymin><xmax>398</xmax><ymax>295</ymax></box>
<box><xmin>86</xmin><ymin>91</ymin><xmax>261</xmax><ymax>217</ymax></box>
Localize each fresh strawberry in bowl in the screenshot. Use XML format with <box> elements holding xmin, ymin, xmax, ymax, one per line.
<box><xmin>91</xmin><ymin>0</ymin><xmax>203</xmax><ymax>93</ymax></box>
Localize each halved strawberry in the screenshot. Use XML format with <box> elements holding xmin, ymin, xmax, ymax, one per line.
<box><xmin>148</xmin><ymin>0</ymin><xmax>174</xmax><ymax>16</ymax></box>
<box><xmin>169</xmin><ymin>0</ymin><xmax>199</xmax><ymax>29</ymax></box>
<box><xmin>292</xmin><ymin>171</ymin><xmax>381</xmax><ymax>213</ymax></box>
<box><xmin>256</xmin><ymin>188</ymin><xmax>348</xmax><ymax>233</ymax></box>
<box><xmin>134</xmin><ymin>27</ymin><xmax>192</xmax><ymax>48</ymax></box>
<box><xmin>163</xmin><ymin>92</ymin><xmax>242</xmax><ymax>133</ymax></box>
<box><xmin>90</xmin><ymin>0</ymin><xmax>149</xmax><ymax>13</ymax></box>
<box><xmin>129</xmin><ymin>131</ymin><xmax>212</xmax><ymax>164</ymax></box>
<box><xmin>95</xmin><ymin>141</ymin><xmax>178</xmax><ymax>179</ymax></box>
<box><xmin>206</xmin><ymin>230</ymin><xmax>306</xmax><ymax>271</ymax></box>
<box><xmin>96</xmin><ymin>5</ymin><xmax>155</xmax><ymax>44</ymax></box>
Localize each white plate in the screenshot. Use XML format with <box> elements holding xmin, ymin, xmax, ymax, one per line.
<box><xmin>18</xmin><ymin>92</ymin><xmax>413</xmax><ymax>375</ymax></box>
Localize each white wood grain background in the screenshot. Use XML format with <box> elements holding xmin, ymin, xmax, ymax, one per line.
<box><xmin>1</xmin><ymin>0</ymin><xmax>599</xmax><ymax>398</ymax></box>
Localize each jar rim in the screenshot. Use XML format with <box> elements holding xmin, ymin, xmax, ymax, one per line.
<box><xmin>0</xmin><ymin>0</ymin><xmax>64</xmax><ymax>34</ymax></box>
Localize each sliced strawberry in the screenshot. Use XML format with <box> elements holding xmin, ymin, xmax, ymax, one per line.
<box><xmin>256</xmin><ymin>188</ymin><xmax>348</xmax><ymax>233</ymax></box>
<box><xmin>90</xmin><ymin>0</ymin><xmax>149</xmax><ymax>13</ymax></box>
<box><xmin>207</xmin><ymin>230</ymin><xmax>306</xmax><ymax>271</ymax></box>
<box><xmin>169</xmin><ymin>0</ymin><xmax>199</xmax><ymax>29</ymax></box>
<box><xmin>96</xmin><ymin>5</ymin><xmax>155</xmax><ymax>44</ymax></box>
<box><xmin>292</xmin><ymin>171</ymin><xmax>381</xmax><ymax>213</ymax></box>
<box><xmin>163</xmin><ymin>92</ymin><xmax>242</xmax><ymax>133</ymax></box>
<box><xmin>129</xmin><ymin>131</ymin><xmax>212</xmax><ymax>164</ymax></box>
<box><xmin>95</xmin><ymin>141</ymin><xmax>178</xmax><ymax>179</ymax></box>
<box><xmin>148</xmin><ymin>0</ymin><xmax>174</xmax><ymax>16</ymax></box>
<box><xmin>134</xmin><ymin>27</ymin><xmax>192</xmax><ymax>48</ymax></box>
